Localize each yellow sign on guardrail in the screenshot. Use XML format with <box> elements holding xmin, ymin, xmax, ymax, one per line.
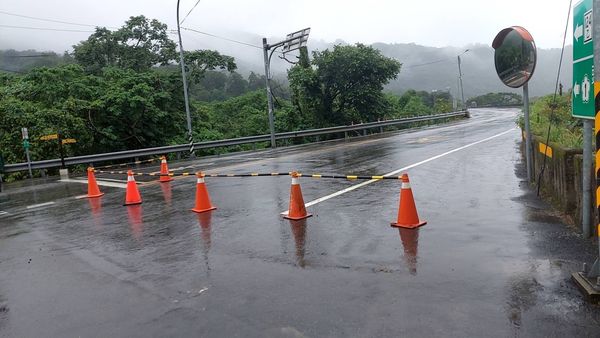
<box><xmin>61</xmin><ymin>138</ymin><xmax>77</xmax><ymax>145</ymax></box>
<box><xmin>40</xmin><ymin>134</ymin><xmax>59</xmax><ymax>141</ymax></box>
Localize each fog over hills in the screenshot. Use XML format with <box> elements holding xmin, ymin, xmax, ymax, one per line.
<box><xmin>3</xmin><ymin>28</ymin><xmax>572</xmax><ymax>99</ymax></box>
<box><xmin>179</xmin><ymin>29</ymin><xmax>572</xmax><ymax>99</ymax></box>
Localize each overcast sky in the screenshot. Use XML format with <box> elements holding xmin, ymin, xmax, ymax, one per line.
<box><xmin>0</xmin><ymin>0</ymin><xmax>573</xmax><ymax>52</ymax></box>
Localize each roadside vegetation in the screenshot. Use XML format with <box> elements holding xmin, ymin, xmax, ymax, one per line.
<box><xmin>0</xmin><ymin>16</ymin><xmax>457</xmax><ymax>181</ymax></box>
<box><xmin>517</xmin><ymin>93</ymin><xmax>581</xmax><ymax>148</ymax></box>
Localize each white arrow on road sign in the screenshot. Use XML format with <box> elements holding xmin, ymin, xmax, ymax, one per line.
<box><xmin>574</xmin><ymin>82</ymin><xmax>581</xmax><ymax>96</ymax></box>
<box><xmin>582</xmin><ymin>75</ymin><xmax>591</xmax><ymax>103</ymax></box>
<box><xmin>575</xmin><ymin>24</ymin><xmax>584</xmax><ymax>41</ymax></box>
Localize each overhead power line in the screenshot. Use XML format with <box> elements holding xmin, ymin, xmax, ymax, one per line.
<box><xmin>0</xmin><ymin>10</ymin><xmax>118</xmax><ymax>29</ymax></box>
<box><xmin>0</xmin><ymin>24</ymin><xmax>94</xmax><ymax>33</ymax></box>
<box><xmin>180</xmin><ymin>27</ymin><xmax>263</xmax><ymax>49</ymax></box>
<box><xmin>0</xmin><ymin>68</ymin><xmax>25</xmax><ymax>74</ymax></box>
<box><xmin>404</xmin><ymin>49</ymin><xmax>470</xmax><ymax>69</ymax></box>
<box><xmin>180</xmin><ymin>0</ymin><xmax>202</xmax><ymax>25</ymax></box>
<box><xmin>2</xmin><ymin>54</ymin><xmax>56</xmax><ymax>58</ymax></box>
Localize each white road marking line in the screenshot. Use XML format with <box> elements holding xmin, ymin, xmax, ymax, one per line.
<box><xmin>26</xmin><ymin>202</ymin><xmax>55</xmax><ymax>209</ymax></box>
<box><xmin>60</xmin><ymin>178</ymin><xmax>127</xmax><ymax>188</ymax></box>
<box><xmin>0</xmin><ymin>211</ymin><xmax>8</xmax><ymax>216</ymax></box>
<box><xmin>74</xmin><ymin>195</ymin><xmax>88</xmax><ymax>199</ymax></box>
<box><xmin>282</xmin><ymin>127</ymin><xmax>515</xmax><ymax>214</ymax></box>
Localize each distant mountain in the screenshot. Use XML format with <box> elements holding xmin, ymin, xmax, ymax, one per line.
<box><xmin>179</xmin><ymin>30</ymin><xmax>571</xmax><ymax>99</ymax></box>
<box><xmin>1</xmin><ymin>29</ymin><xmax>572</xmax><ymax>99</ymax></box>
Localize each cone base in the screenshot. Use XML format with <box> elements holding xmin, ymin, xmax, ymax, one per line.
<box><xmin>124</xmin><ymin>200</ymin><xmax>142</xmax><ymax>206</ymax></box>
<box><xmin>87</xmin><ymin>192</ymin><xmax>104</xmax><ymax>198</ymax></box>
<box><xmin>159</xmin><ymin>177</ymin><xmax>173</xmax><ymax>183</ymax></box>
<box><xmin>391</xmin><ymin>220</ymin><xmax>427</xmax><ymax>229</ymax></box>
<box><xmin>191</xmin><ymin>206</ymin><xmax>217</xmax><ymax>213</ymax></box>
<box><xmin>284</xmin><ymin>213</ymin><xmax>313</xmax><ymax>220</ymax></box>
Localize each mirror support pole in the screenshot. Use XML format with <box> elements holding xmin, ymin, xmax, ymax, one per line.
<box><xmin>523</xmin><ymin>83</ymin><xmax>532</xmax><ymax>183</ymax></box>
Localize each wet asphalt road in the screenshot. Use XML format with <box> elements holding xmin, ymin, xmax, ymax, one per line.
<box><xmin>1</xmin><ymin>108</ymin><xmax>599</xmax><ymax>337</ymax></box>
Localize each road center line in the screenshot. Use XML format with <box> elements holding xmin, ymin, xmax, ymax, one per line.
<box><xmin>26</xmin><ymin>202</ymin><xmax>56</xmax><ymax>209</ymax></box>
<box><xmin>282</xmin><ymin>127</ymin><xmax>515</xmax><ymax>214</ymax></box>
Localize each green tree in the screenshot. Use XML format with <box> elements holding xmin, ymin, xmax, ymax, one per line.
<box><xmin>288</xmin><ymin>43</ymin><xmax>401</xmax><ymax>127</ymax></box>
<box><xmin>247</xmin><ymin>71</ymin><xmax>265</xmax><ymax>91</ymax></box>
<box><xmin>184</xmin><ymin>50</ymin><xmax>236</xmax><ymax>84</ymax></box>
<box><xmin>73</xmin><ymin>16</ymin><xmax>177</xmax><ymax>73</ymax></box>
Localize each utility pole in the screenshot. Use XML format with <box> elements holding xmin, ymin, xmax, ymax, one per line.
<box><xmin>263</xmin><ymin>38</ymin><xmax>277</xmax><ymax>148</ymax></box>
<box><xmin>457</xmin><ymin>55</ymin><xmax>465</xmax><ymax>109</ymax></box>
<box><xmin>262</xmin><ymin>28</ymin><xmax>311</xmax><ymax>149</ymax></box>
<box><xmin>176</xmin><ymin>0</ymin><xmax>195</xmax><ymax>157</ymax></box>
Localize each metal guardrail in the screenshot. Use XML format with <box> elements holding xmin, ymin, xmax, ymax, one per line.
<box><xmin>3</xmin><ymin>110</ymin><xmax>468</xmax><ymax>173</ymax></box>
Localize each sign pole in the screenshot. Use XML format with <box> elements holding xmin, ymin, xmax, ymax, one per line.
<box><xmin>588</xmin><ymin>0</ymin><xmax>600</xmax><ymax>280</ymax></box>
<box><xmin>57</xmin><ymin>131</ymin><xmax>66</xmax><ymax>169</ymax></box>
<box><xmin>522</xmin><ymin>83</ymin><xmax>533</xmax><ymax>182</ymax></box>
<box><xmin>21</xmin><ymin>127</ymin><xmax>33</xmax><ymax>179</ymax></box>
<box><xmin>583</xmin><ymin>120</ymin><xmax>593</xmax><ymax>238</ymax></box>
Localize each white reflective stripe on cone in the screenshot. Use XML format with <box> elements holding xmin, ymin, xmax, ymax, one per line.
<box><xmin>401</xmin><ymin>182</ymin><xmax>411</xmax><ymax>189</ymax></box>
<box><xmin>197</xmin><ymin>177</ymin><xmax>205</xmax><ymax>184</ymax></box>
<box><xmin>292</xmin><ymin>177</ymin><xmax>300</xmax><ymax>185</ymax></box>
<box><xmin>128</xmin><ymin>175</ymin><xmax>135</xmax><ymax>182</ymax></box>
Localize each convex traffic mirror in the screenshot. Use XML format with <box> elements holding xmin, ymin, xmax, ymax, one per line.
<box><xmin>492</xmin><ymin>26</ymin><xmax>537</xmax><ymax>88</ymax></box>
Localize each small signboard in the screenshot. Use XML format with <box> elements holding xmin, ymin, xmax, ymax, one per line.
<box><xmin>61</xmin><ymin>138</ymin><xmax>77</xmax><ymax>145</ymax></box>
<box><xmin>21</xmin><ymin>127</ymin><xmax>29</xmax><ymax>140</ymax></box>
<box><xmin>40</xmin><ymin>134</ymin><xmax>59</xmax><ymax>141</ymax></box>
<box><xmin>573</xmin><ymin>0</ymin><xmax>595</xmax><ymax>119</ymax></box>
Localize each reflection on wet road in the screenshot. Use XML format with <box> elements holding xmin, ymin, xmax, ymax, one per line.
<box><xmin>0</xmin><ymin>108</ymin><xmax>599</xmax><ymax>337</ymax></box>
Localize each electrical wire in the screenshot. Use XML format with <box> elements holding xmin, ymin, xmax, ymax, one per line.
<box><xmin>0</xmin><ymin>10</ymin><xmax>118</xmax><ymax>29</ymax></box>
<box><xmin>180</xmin><ymin>0</ymin><xmax>202</xmax><ymax>24</ymax></box>
<box><xmin>180</xmin><ymin>27</ymin><xmax>263</xmax><ymax>49</ymax></box>
<box><xmin>2</xmin><ymin>54</ymin><xmax>55</xmax><ymax>58</ymax></box>
<box><xmin>0</xmin><ymin>24</ymin><xmax>93</xmax><ymax>33</ymax></box>
<box><xmin>536</xmin><ymin>0</ymin><xmax>572</xmax><ymax>195</ymax></box>
<box><xmin>404</xmin><ymin>49</ymin><xmax>469</xmax><ymax>69</ymax></box>
<box><xmin>0</xmin><ymin>68</ymin><xmax>25</xmax><ymax>74</ymax></box>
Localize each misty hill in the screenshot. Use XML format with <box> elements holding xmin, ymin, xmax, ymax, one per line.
<box><xmin>1</xmin><ymin>30</ymin><xmax>571</xmax><ymax>99</ymax></box>
<box><xmin>168</xmin><ymin>30</ymin><xmax>574</xmax><ymax>99</ymax></box>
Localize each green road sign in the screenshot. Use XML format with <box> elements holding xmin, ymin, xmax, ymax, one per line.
<box><xmin>573</xmin><ymin>0</ymin><xmax>594</xmax><ymax>119</ymax></box>
<box><xmin>23</xmin><ymin>139</ymin><xmax>30</xmax><ymax>149</ymax></box>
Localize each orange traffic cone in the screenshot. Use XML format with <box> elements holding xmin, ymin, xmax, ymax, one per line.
<box><xmin>284</xmin><ymin>172</ymin><xmax>312</xmax><ymax>220</ymax></box>
<box><xmin>87</xmin><ymin>167</ymin><xmax>104</xmax><ymax>198</ymax></box>
<box><xmin>124</xmin><ymin>170</ymin><xmax>142</xmax><ymax>206</ymax></box>
<box><xmin>159</xmin><ymin>156</ymin><xmax>173</xmax><ymax>183</ymax></box>
<box><xmin>191</xmin><ymin>172</ymin><xmax>217</xmax><ymax>213</ymax></box>
<box><xmin>391</xmin><ymin>173</ymin><xmax>426</xmax><ymax>229</ymax></box>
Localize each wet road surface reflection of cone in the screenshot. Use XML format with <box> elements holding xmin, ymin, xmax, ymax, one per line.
<box><xmin>87</xmin><ymin>167</ymin><xmax>104</xmax><ymax>198</ymax></box>
<box><xmin>399</xmin><ymin>228</ymin><xmax>419</xmax><ymax>275</ymax></box>
<box><xmin>191</xmin><ymin>172</ymin><xmax>217</xmax><ymax>213</ymax></box>
<box><xmin>160</xmin><ymin>180</ymin><xmax>172</xmax><ymax>206</ymax></box>
<box><xmin>289</xmin><ymin>219</ymin><xmax>308</xmax><ymax>267</ymax></box>
<box><xmin>391</xmin><ymin>173</ymin><xmax>426</xmax><ymax>229</ymax></box>
<box><xmin>159</xmin><ymin>156</ymin><xmax>173</xmax><ymax>183</ymax></box>
<box><xmin>127</xmin><ymin>204</ymin><xmax>143</xmax><ymax>240</ymax></box>
<box><xmin>284</xmin><ymin>172</ymin><xmax>312</xmax><ymax>220</ymax></box>
<box><xmin>124</xmin><ymin>170</ymin><xmax>142</xmax><ymax>206</ymax></box>
<box><xmin>197</xmin><ymin>211</ymin><xmax>213</xmax><ymax>252</ymax></box>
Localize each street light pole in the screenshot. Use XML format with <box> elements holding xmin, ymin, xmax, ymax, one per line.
<box><xmin>457</xmin><ymin>55</ymin><xmax>465</xmax><ymax>109</ymax></box>
<box><xmin>262</xmin><ymin>28</ymin><xmax>310</xmax><ymax>149</ymax></box>
<box><xmin>263</xmin><ymin>38</ymin><xmax>277</xmax><ymax>148</ymax></box>
<box><xmin>176</xmin><ymin>0</ymin><xmax>195</xmax><ymax>157</ymax></box>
